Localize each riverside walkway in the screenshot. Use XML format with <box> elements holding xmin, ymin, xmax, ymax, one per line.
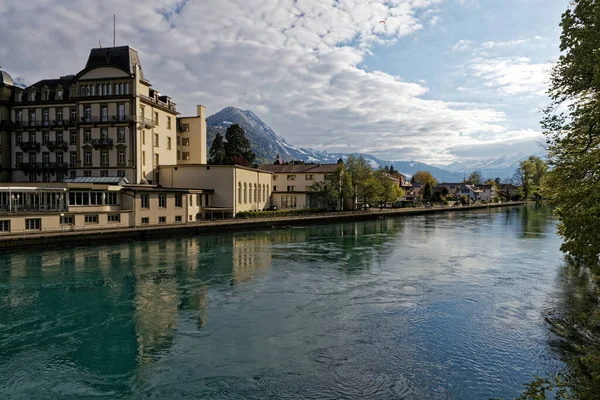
<box><xmin>0</xmin><ymin>202</ymin><xmax>525</xmax><ymax>250</ymax></box>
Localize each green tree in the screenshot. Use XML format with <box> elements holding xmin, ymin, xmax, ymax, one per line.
<box><xmin>468</xmin><ymin>170</ymin><xmax>483</xmax><ymax>185</ymax></box>
<box><xmin>412</xmin><ymin>170</ymin><xmax>438</xmax><ymax>186</ymax></box>
<box><xmin>208</xmin><ymin>133</ymin><xmax>227</xmax><ymax>164</ymax></box>
<box><xmin>346</xmin><ymin>155</ymin><xmax>373</xmax><ymax>207</ymax></box>
<box><xmin>310</xmin><ymin>177</ymin><xmax>339</xmax><ymax>210</ymax></box>
<box><xmin>389</xmin><ymin>165</ymin><xmax>395</xmax><ymax>173</ymax></box>
<box><xmin>542</xmin><ymin>0</ymin><xmax>600</xmax><ymax>268</ymax></box>
<box><xmin>224</xmin><ymin>124</ymin><xmax>255</xmax><ymax>166</ymax></box>
<box><xmin>374</xmin><ymin>169</ymin><xmax>396</xmax><ymax>205</ymax></box>
<box><xmin>422</xmin><ymin>182</ymin><xmax>435</xmax><ymax>202</ymax></box>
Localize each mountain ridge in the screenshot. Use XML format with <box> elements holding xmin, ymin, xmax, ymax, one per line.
<box><xmin>206</xmin><ymin>106</ymin><xmax>536</xmax><ymax>182</ymax></box>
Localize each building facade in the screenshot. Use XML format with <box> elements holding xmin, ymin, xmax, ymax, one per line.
<box><xmin>2</xmin><ymin>46</ymin><xmax>184</xmax><ymax>185</ymax></box>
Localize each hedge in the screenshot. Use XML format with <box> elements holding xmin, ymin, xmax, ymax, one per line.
<box><xmin>236</xmin><ymin>209</ymin><xmax>326</xmax><ymax>219</ymax></box>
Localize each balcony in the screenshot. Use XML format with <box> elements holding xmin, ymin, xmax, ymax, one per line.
<box><xmin>78</xmin><ymin>115</ymin><xmax>134</xmax><ymax>126</ymax></box>
<box><xmin>17</xmin><ymin>162</ymin><xmax>69</xmax><ymax>172</ymax></box>
<box><xmin>18</xmin><ymin>141</ymin><xmax>41</xmax><ymax>152</ymax></box>
<box><xmin>91</xmin><ymin>138</ymin><xmax>114</xmax><ymax>149</ymax></box>
<box><xmin>46</xmin><ymin>141</ymin><xmax>69</xmax><ymax>151</ymax></box>
<box><xmin>139</xmin><ymin>94</ymin><xmax>177</xmax><ymax>112</ymax></box>
<box><xmin>137</xmin><ymin>116</ymin><xmax>156</xmax><ymax>128</ymax></box>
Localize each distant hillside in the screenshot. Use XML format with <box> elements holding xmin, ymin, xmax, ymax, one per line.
<box><xmin>206</xmin><ymin>106</ymin><xmax>537</xmax><ymax>182</ymax></box>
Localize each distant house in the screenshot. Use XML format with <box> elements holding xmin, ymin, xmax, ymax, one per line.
<box><xmin>389</xmin><ymin>171</ymin><xmax>413</xmax><ymax>198</ymax></box>
<box><xmin>476</xmin><ymin>185</ymin><xmax>497</xmax><ymax>202</ymax></box>
<box><xmin>437</xmin><ymin>183</ymin><xmax>465</xmax><ymax>196</ymax></box>
<box><xmin>458</xmin><ymin>184</ymin><xmax>483</xmax><ymax>202</ymax></box>
<box><xmin>258</xmin><ymin>158</ymin><xmax>343</xmax><ymax>210</ymax></box>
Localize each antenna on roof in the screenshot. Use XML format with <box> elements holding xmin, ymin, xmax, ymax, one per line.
<box><xmin>113</xmin><ymin>15</ymin><xmax>116</xmax><ymax>47</ymax></box>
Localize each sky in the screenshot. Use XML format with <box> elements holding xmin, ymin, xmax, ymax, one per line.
<box><xmin>0</xmin><ymin>0</ymin><xmax>569</xmax><ymax>164</ymax></box>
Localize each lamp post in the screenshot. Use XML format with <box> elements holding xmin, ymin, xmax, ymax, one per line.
<box><xmin>60</xmin><ymin>213</ymin><xmax>64</xmax><ymax>233</ymax></box>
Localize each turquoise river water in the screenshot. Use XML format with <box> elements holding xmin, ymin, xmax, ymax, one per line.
<box><xmin>0</xmin><ymin>205</ymin><xmax>571</xmax><ymax>399</ymax></box>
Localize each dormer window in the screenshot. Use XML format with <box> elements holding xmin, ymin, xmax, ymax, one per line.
<box><xmin>29</xmin><ymin>91</ymin><xmax>36</xmax><ymax>101</ymax></box>
<box><xmin>56</xmin><ymin>88</ymin><xmax>63</xmax><ymax>100</ymax></box>
<box><xmin>15</xmin><ymin>92</ymin><xmax>22</xmax><ymax>102</ymax></box>
<box><xmin>41</xmin><ymin>91</ymin><xmax>49</xmax><ymax>101</ymax></box>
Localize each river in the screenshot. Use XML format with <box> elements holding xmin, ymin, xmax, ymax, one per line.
<box><xmin>0</xmin><ymin>205</ymin><xmax>572</xmax><ymax>399</ymax></box>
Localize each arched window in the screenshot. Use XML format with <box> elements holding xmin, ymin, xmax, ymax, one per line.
<box><xmin>257</xmin><ymin>184</ymin><xmax>261</xmax><ymax>203</ymax></box>
<box><xmin>124</xmin><ymin>83</ymin><xmax>129</xmax><ymax>94</ymax></box>
<box><xmin>244</xmin><ymin>183</ymin><xmax>247</xmax><ymax>204</ymax></box>
<box><xmin>249</xmin><ymin>183</ymin><xmax>252</xmax><ymax>203</ymax></box>
<box><xmin>238</xmin><ymin>182</ymin><xmax>242</xmax><ymax>204</ymax></box>
<box><xmin>263</xmin><ymin>185</ymin><xmax>266</xmax><ymax>202</ymax></box>
<box><xmin>254</xmin><ymin>184</ymin><xmax>257</xmax><ymax>203</ymax></box>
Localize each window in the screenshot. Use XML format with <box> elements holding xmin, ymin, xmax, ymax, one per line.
<box><xmin>25</xmin><ymin>218</ymin><xmax>41</xmax><ymax>230</ymax></box>
<box><xmin>60</xmin><ymin>215</ymin><xmax>74</xmax><ymax>225</ymax></box>
<box><xmin>167</xmin><ymin>116</ymin><xmax>172</xmax><ymax>129</ymax></box>
<box><xmin>141</xmin><ymin>217</ymin><xmax>149</xmax><ymax>225</ymax></box>
<box><xmin>107</xmin><ymin>192</ymin><xmax>118</xmax><ymax>206</ymax></box>
<box><xmin>85</xmin><ymin>215</ymin><xmax>98</xmax><ymax>224</ymax></box>
<box><xmin>42</xmin><ymin>109</ymin><xmax>49</xmax><ymax>125</ymax></box>
<box><xmin>57</xmin><ymin>110</ymin><xmax>63</xmax><ymax>122</ymax></box>
<box><xmin>70</xmin><ymin>109</ymin><xmax>77</xmax><ymax>121</ymax></box>
<box><xmin>182</xmin><ymin>124</ymin><xmax>189</xmax><ymax>132</ymax></box>
<box><xmin>56</xmin><ymin>131</ymin><xmax>63</xmax><ymax>144</ymax></box>
<box><xmin>70</xmin><ymin>171</ymin><xmax>77</xmax><ymax>179</ymax></box>
<box><xmin>101</xmin><ymin>152</ymin><xmax>109</xmax><ymax>165</ymax></box>
<box><xmin>108</xmin><ymin>214</ymin><xmax>120</xmax><ymax>223</ymax></box>
<box><xmin>154</xmin><ymin>154</ymin><xmax>159</xmax><ymax>166</ymax></box>
<box><xmin>43</xmin><ymin>132</ymin><xmax>49</xmax><ymax>144</ymax></box>
<box><xmin>124</xmin><ymin>83</ymin><xmax>129</xmax><ymax>94</ymax></box>
<box><xmin>175</xmin><ymin>215</ymin><xmax>182</xmax><ymax>223</ymax></box>
<box><xmin>141</xmin><ymin>194</ymin><xmax>149</xmax><ymax>208</ymax></box>
<box><xmin>16</xmin><ymin>152</ymin><xmax>23</xmax><ymax>165</ymax></box>
<box><xmin>29</xmin><ymin>152</ymin><xmax>36</xmax><ymax>163</ymax></box>
<box><xmin>118</xmin><ymin>151</ymin><xmax>125</xmax><ymax>165</ymax></box>
<box><xmin>154</xmin><ymin>112</ymin><xmax>159</xmax><ymax>125</ymax></box>
<box><xmin>167</xmin><ymin>137</ymin><xmax>171</xmax><ymax>150</ymax></box>
<box><xmin>154</xmin><ymin>133</ymin><xmax>159</xmax><ymax>147</ymax></box>
<box><xmin>84</xmin><ymin>130</ymin><xmax>91</xmax><ymax>142</ymax></box>
<box><xmin>84</xmin><ymin>170</ymin><xmax>92</xmax><ymax>177</ymax></box>
<box><xmin>281</xmin><ymin>195</ymin><xmax>297</xmax><ymax>209</ymax></box>
<box><xmin>100</xmin><ymin>128</ymin><xmax>108</xmax><ymax>139</ymax></box>
<box><xmin>16</xmin><ymin>133</ymin><xmax>22</xmax><ymax>145</ymax></box>
<box><xmin>42</xmin><ymin>91</ymin><xmax>49</xmax><ymax>101</ymax></box>
<box><xmin>175</xmin><ymin>194</ymin><xmax>182</xmax><ymax>207</ymax></box>
<box><xmin>177</xmin><ymin>136</ymin><xmax>181</xmax><ymax>146</ymax></box>
<box><xmin>117</xmin><ymin>170</ymin><xmax>125</xmax><ymax>178</ymax></box>
<box><xmin>158</xmin><ymin>194</ymin><xmax>166</xmax><ymax>208</ymax></box>
<box><xmin>90</xmin><ymin>85</ymin><xmax>95</xmax><ymax>96</ymax></box>
<box><xmin>101</xmin><ymin>106</ymin><xmax>108</xmax><ymax>122</ymax></box>
<box><xmin>84</xmin><ymin>106</ymin><xmax>91</xmax><ymax>121</ymax></box>
<box><xmin>56</xmin><ymin>89</ymin><xmax>63</xmax><ymax>99</ymax></box>
<box><xmin>30</xmin><ymin>110</ymin><xmax>36</xmax><ymax>124</ymax></box>
<box><xmin>15</xmin><ymin>110</ymin><xmax>22</xmax><ymax>122</ymax></box>
<box><xmin>70</xmin><ymin>152</ymin><xmax>77</xmax><ymax>166</ymax></box>
<box><xmin>84</xmin><ymin>152</ymin><xmax>92</xmax><ymax>165</ymax></box>
<box><xmin>142</xmin><ymin>130</ymin><xmax>146</xmax><ymax>145</ymax></box>
<box><xmin>117</xmin><ymin>127</ymin><xmax>125</xmax><ymax>142</ymax></box>
<box><xmin>244</xmin><ymin>183</ymin><xmax>247</xmax><ymax>203</ymax></box>
<box><xmin>97</xmin><ymin>84</ymin><xmax>103</xmax><ymax>96</ymax></box>
<box><xmin>182</xmin><ymin>152</ymin><xmax>190</xmax><ymax>160</ymax></box>
<box><xmin>238</xmin><ymin>182</ymin><xmax>242</xmax><ymax>204</ymax></box>
<box><xmin>305</xmin><ymin>174</ymin><xmax>314</xmax><ymax>180</ymax></box>
<box><xmin>182</xmin><ymin>137</ymin><xmax>190</xmax><ymax>146</ymax></box>
<box><xmin>249</xmin><ymin>184</ymin><xmax>253</xmax><ymax>203</ymax></box>
<box><xmin>15</xmin><ymin>92</ymin><xmax>22</xmax><ymax>102</ymax></box>
<box><xmin>159</xmin><ymin>216</ymin><xmax>166</xmax><ymax>224</ymax></box>
<box><xmin>70</xmin><ymin>132</ymin><xmax>77</xmax><ymax>144</ymax></box>
<box><xmin>287</xmin><ymin>175</ymin><xmax>296</xmax><ymax>181</ymax></box>
<box><xmin>273</xmin><ymin>186</ymin><xmax>277</xmax><ymax>192</ymax></box>
<box><xmin>100</xmin><ymin>170</ymin><xmax>108</xmax><ymax>177</ymax></box>
<box><xmin>142</xmin><ymin>151</ymin><xmax>146</xmax><ymax>166</ymax></box>
<box><xmin>287</xmin><ymin>186</ymin><xmax>296</xmax><ymax>192</ymax></box>
<box><xmin>29</xmin><ymin>91</ymin><xmax>36</xmax><ymax>101</ymax></box>
<box><xmin>117</xmin><ymin>104</ymin><xmax>125</xmax><ymax>120</ymax></box>
<box><xmin>0</xmin><ymin>220</ymin><xmax>10</xmax><ymax>232</ymax></box>
<box><xmin>42</xmin><ymin>152</ymin><xmax>50</xmax><ymax>164</ymax></box>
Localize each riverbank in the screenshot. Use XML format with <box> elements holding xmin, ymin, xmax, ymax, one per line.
<box><xmin>0</xmin><ymin>202</ymin><xmax>525</xmax><ymax>251</ymax></box>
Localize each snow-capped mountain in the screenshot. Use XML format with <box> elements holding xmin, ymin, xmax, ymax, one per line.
<box><xmin>439</xmin><ymin>151</ymin><xmax>546</xmax><ymax>180</ymax></box>
<box><xmin>206</xmin><ymin>106</ymin><xmax>532</xmax><ymax>182</ymax></box>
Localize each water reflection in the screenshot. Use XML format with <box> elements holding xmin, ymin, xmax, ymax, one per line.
<box><xmin>0</xmin><ymin>206</ymin><xmax>569</xmax><ymax>399</ymax></box>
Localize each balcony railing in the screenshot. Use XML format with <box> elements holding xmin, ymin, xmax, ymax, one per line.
<box><xmin>139</xmin><ymin>94</ymin><xmax>177</xmax><ymax>112</ymax></box>
<box><xmin>17</xmin><ymin>162</ymin><xmax>69</xmax><ymax>171</ymax></box>
<box><xmin>91</xmin><ymin>138</ymin><xmax>114</xmax><ymax>149</ymax></box>
<box><xmin>137</xmin><ymin>116</ymin><xmax>156</xmax><ymax>128</ymax></box>
<box><xmin>18</xmin><ymin>141</ymin><xmax>41</xmax><ymax>152</ymax></box>
<box><xmin>79</xmin><ymin>115</ymin><xmax>133</xmax><ymax>125</ymax></box>
<box><xmin>46</xmin><ymin>141</ymin><xmax>69</xmax><ymax>151</ymax></box>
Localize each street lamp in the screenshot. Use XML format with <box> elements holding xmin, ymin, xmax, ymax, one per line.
<box><xmin>60</xmin><ymin>213</ymin><xmax>65</xmax><ymax>233</ymax></box>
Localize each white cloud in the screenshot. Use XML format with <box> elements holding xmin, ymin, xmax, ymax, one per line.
<box><xmin>452</xmin><ymin>39</ymin><xmax>473</xmax><ymax>51</ymax></box>
<box><xmin>481</xmin><ymin>39</ymin><xmax>530</xmax><ymax>48</ymax></box>
<box><xmin>0</xmin><ymin>0</ymin><xmax>533</xmax><ymax>162</ymax></box>
<box><xmin>469</xmin><ymin>57</ymin><xmax>551</xmax><ymax>96</ymax></box>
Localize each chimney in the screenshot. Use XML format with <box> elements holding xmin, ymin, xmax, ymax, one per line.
<box><xmin>197</xmin><ymin>104</ymin><xmax>206</xmax><ymax>119</ymax></box>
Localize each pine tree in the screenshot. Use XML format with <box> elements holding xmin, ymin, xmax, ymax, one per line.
<box><xmin>208</xmin><ymin>133</ymin><xmax>227</xmax><ymax>165</ymax></box>
<box><xmin>223</xmin><ymin>124</ymin><xmax>255</xmax><ymax>165</ymax></box>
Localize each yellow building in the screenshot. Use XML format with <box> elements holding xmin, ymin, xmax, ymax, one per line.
<box><xmin>159</xmin><ymin>164</ymin><xmax>272</xmax><ymax>218</ymax></box>
<box><xmin>258</xmin><ymin>158</ymin><xmax>342</xmax><ymax>210</ymax></box>
<box><xmin>5</xmin><ymin>46</ymin><xmax>181</xmax><ymax>185</ymax></box>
